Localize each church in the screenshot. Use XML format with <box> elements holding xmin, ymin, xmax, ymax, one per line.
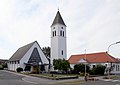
<box><xmin>7</xmin><ymin>10</ymin><xmax>67</xmax><ymax>72</ymax></box>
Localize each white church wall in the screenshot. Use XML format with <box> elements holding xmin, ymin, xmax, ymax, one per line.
<box><xmin>51</xmin><ymin>24</ymin><xmax>67</xmax><ymax>65</ymax></box>
<box><xmin>20</xmin><ymin>42</ymin><xmax>49</xmax><ymax>71</ymax></box>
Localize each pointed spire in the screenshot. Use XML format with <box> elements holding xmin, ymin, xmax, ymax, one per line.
<box><xmin>51</xmin><ymin>11</ymin><xmax>66</xmax><ymax>27</ymax></box>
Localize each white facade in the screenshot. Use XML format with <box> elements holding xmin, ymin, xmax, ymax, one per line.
<box><xmin>51</xmin><ymin>11</ymin><xmax>67</xmax><ymax>65</ymax></box>
<box><xmin>70</xmin><ymin>62</ymin><xmax>120</xmax><ymax>74</ymax></box>
<box><xmin>8</xmin><ymin>41</ymin><xmax>49</xmax><ymax>72</ymax></box>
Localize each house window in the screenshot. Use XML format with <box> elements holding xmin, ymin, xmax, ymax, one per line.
<box><xmin>60</xmin><ymin>31</ymin><xmax>62</xmax><ymax>36</ymax></box>
<box><xmin>62</xmin><ymin>50</ymin><xmax>63</xmax><ymax>55</ymax></box>
<box><xmin>93</xmin><ymin>65</ymin><xmax>95</xmax><ymax>68</ymax></box>
<box><xmin>116</xmin><ymin>65</ymin><xmax>118</xmax><ymax>71</ymax></box>
<box><xmin>15</xmin><ymin>61</ymin><xmax>16</xmax><ymax>64</ymax></box>
<box><xmin>118</xmin><ymin>65</ymin><xmax>120</xmax><ymax>71</ymax></box>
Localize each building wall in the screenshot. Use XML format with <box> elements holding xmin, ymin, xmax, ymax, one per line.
<box><xmin>51</xmin><ymin>24</ymin><xmax>67</xmax><ymax>65</ymax></box>
<box><xmin>8</xmin><ymin>42</ymin><xmax>49</xmax><ymax>72</ymax></box>
<box><xmin>7</xmin><ymin>61</ymin><xmax>20</xmax><ymax>71</ymax></box>
<box><xmin>70</xmin><ymin>62</ymin><xmax>120</xmax><ymax>74</ymax></box>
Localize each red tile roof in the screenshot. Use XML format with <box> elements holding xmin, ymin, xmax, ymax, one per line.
<box><xmin>68</xmin><ymin>52</ymin><xmax>120</xmax><ymax>64</ymax></box>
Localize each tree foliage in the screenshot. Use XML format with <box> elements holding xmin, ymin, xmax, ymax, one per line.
<box><xmin>42</xmin><ymin>47</ymin><xmax>50</xmax><ymax>58</ymax></box>
<box><xmin>53</xmin><ymin>59</ymin><xmax>70</xmax><ymax>73</ymax></box>
<box><xmin>74</xmin><ymin>64</ymin><xmax>90</xmax><ymax>74</ymax></box>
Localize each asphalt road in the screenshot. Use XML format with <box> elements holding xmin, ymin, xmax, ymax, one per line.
<box><xmin>0</xmin><ymin>70</ymin><xmax>39</xmax><ymax>85</ymax></box>
<box><xmin>0</xmin><ymin>70</ymin><xmax>120</xmax><ymax>85</ymax></box>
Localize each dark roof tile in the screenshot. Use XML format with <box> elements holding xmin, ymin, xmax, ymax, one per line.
<box><xmin>51</xmin><ymin>11</ymin><xmax>66</xmax><ymax>26</ymax></box>
<box><xmin>9</xmin><ymin>41</ymin><xmax>35</xmax><ymax>61</ymax></box>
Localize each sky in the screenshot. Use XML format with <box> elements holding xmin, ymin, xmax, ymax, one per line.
<box><xmin>0</xmin><ymin>0</ymin><xmax>120</xmax><ymax>59</ymax></box>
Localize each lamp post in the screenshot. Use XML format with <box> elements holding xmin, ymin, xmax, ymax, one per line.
<box><xmin>107</xmin><ymin>41</ymin><xmax>120</xmax><ymax>78</ymax></box>
<box><xmin>84</xmin><ymin>49</ymin><xmax>87</xmax><ymax>81</ymax></box>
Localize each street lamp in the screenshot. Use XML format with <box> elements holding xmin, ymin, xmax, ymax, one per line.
<box><xmin>84</xmin><ymin>49</ymin><xmax>87</xmax><ymax>81</ymax></box>
<box><xmin>107</xmin><ymin>41</ymin><xmax>120</xmax><ymax>78</ymax></box>
<box><xmin>108</xmin><ymin>41</ymin><xmax>120</xmax><ymax>53</ymax></box>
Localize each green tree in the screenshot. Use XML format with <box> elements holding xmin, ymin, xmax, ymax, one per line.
<box><xmin>74</xmin><ymin>64</ymin><xmax>90</xmax><ymax>74</ymax></box>
<box><xmin>42</xmin><ymin>47</ymin><xmax>51</xmax><ymax>69</ymax></box>
<box><xmin>53</xmin><ymin>59</ymin><xmax>70</xmax><ymax>73</ymax></box>
<box><xmin>42</xmin><ymin>47</ymin><xmax>50</xmax><ymax>58</ymax></box>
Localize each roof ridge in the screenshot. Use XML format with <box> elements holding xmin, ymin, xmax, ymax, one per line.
<box><xmin>71</xmin><ymin>52</ymin><xmax>106</xmax><ymax>56</ymax></box>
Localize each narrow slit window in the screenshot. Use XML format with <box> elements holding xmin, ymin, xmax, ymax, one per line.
<box><xmin>53</xmin><ymin>31</ymin><xmax>54</xmax><ymax>37</ymax></box>
<box><xmin>62</xmin><ymin>50</ymin><xmax>63</xmax><ymax>55</ymax></box>
<box><xmin>63</xmin><ymin>31</ymin><xmax>64</xmax><ymax>37</ymax></box>
<box><xmin>60</xmin><ymin>31</ymin><xmax>62</xmax><ymax>36</ymax></box>
<box><xmin>55</xmin><ymin>31</ymin><xmax>56</xmax><ymax>36</ymax></box>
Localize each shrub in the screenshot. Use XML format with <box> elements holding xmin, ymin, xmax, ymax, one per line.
<box><xmin>16</xmin><ymin>67</ymin><xmax>23</xmax><ymax>72</ymax></box>
<box><xmin>73</xmin><ymin>64</ymin><xmax>90</xmax><ymax>74</ymax></box>
<box><xmin>0</xmin><ymin>65</ymin><xmax>3</xmax><ymax>70</ymax></box>
<box><xmin>2</xmin><ymin>63</ymin><xmax>8</xmax><ymax>68</ymax></box>
<box><xmin>90</xmin><ymin>65</ymin><xmax>106</xmax><ymax>75</ymax></box>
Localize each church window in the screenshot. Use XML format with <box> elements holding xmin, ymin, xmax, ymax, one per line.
<box><xmin>60</xmin><ymin>30</ymin><xmax>62</xmax><ymax>36</ymax></box>
<box><xmin>62</xmin><ymin>50</ymin><xmax>63</xmax><ymax>55</ymax></box>
<box><xmin>61</xmin><ymin>27</ymin><xmax>63</xmax><ymax>29</ymax></box>
<box><xmin>63</xmin><ymin>31</ymin><xmax>64</xmax><ymax>37</ymax></box>
<box><xmin>55</xmin><ymin>31</ymin><xmax>56</xmax><ymax>36</ymax></box>
<box><xmin>53</xmin><ymin>27</ymin><xmax>55</xmax><ymax>29</ymax></box>
<box><xmin>53</xmin><ymin>31</ymin><xmax>54</xmax><ymax>37</ymax></box>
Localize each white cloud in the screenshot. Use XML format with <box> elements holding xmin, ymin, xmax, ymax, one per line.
<box><xmin>0</xmin><ymin>0</ymin><xmax>120</xmax><ymax>59</ymax></box>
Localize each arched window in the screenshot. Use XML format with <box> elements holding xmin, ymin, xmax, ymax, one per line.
<box><xmin>53</xmin><ymin>31</ymin><xmax>54</xmax><ymax>37</ymax></box>
<box><xmin>60</xmin><ymin>30</ymin><xmax>62</xmax><ymax>36</ymax></box>
<box><xmin>63</xmin><ymin>31</ymin><xmax>64</xmax><ymax>37</ymax></box>
<box><xmin>55</xmin><ymin>31</ymin><xmax>56</xmax><ymax>36</ymax></box>
<box><xmin>62</xmin><ymin>50</ymin><xmax>63</xmax><ymax>55</ymax></box>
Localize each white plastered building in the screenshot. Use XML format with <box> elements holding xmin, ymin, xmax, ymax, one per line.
<box><xmin>7</xmin><ymin>41</ymin><xmax>49</xmax><ymax>72</ymax></box>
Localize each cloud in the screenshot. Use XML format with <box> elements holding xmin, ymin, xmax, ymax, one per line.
<box><xmin>0</xmin><ymin>0</ymin><xmax>120</xmax><ymax>59</ymax></box>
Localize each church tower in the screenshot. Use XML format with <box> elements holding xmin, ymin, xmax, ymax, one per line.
<box><xmin>51</xmin><ymin>10</ymin><xmax>67</xmax><ymax>65</ymax></box>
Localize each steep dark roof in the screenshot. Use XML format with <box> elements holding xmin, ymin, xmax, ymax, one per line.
<box><xmin>51</xmin><ymin>11</ymin><xmax>66</xmax><ymax>26</ymax></box>
<box><xmin>9</xmin><ymin>41</ymin><xmax>35</xmax><ymax>61</ymax></box>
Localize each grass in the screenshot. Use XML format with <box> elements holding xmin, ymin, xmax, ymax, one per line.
<box><xmin>53</xmin><ymin>80</ymin><xmax>85</xmax><ymax>85</ymax></box>
<box><xmin>110</xmin><ymin>75</ymin><xmax>120</xmax><ymax>79</ymax></box>
<box><xmin>103</xmin><ymin>75</ymin><xmax>120</xmax><ymax>79</ymax></box>
<box><xmin>29</xmin><ymin>73</ymin><xmax>78</xmax><ymax>79</ymax></box>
